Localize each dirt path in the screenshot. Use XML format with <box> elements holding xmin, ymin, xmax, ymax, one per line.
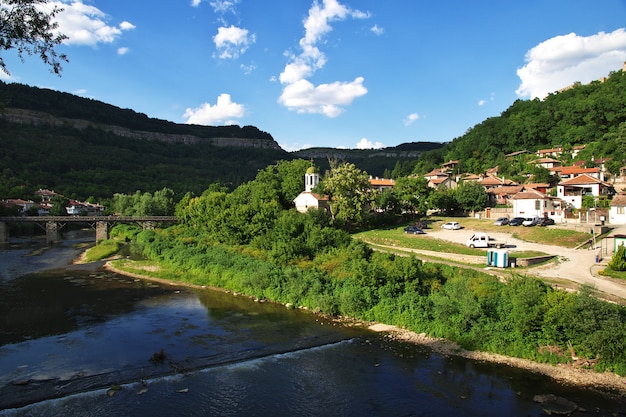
<box><xmin>414</xmin><ymin>227</ymin><xmax>626</xmax><ymax>301</ymax></box>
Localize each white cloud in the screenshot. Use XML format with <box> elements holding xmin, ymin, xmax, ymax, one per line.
<box><xmin>117</xmin><ymin>47</ymin><xmax>130</xmax><ymax>55</ymax></box>
<box><xmin>50</xmin><ymin>1</ymin><xmax>135</xmax><ymax>47</ymax></box>
<box><xmin>209</xmin><ymin>0</ymin><xmax>240</xmax><ymax>14</ymax></box>
<box><xmin>516</xmin><ymin>28</ymin><xmax>626</xmax><ymax>99</ymax></box>
<box><xmin>213</xmin><ymin>25</ymin><xmax>255</xmax><ymax>59</ymax></box>
<box><xmin>370</xmin><ymin>24</ymin><xmax>384</xmax><ymax>36</ymax></box>
<box><xmin>278</xmin><ymin>77</ymin><xmax>367</xmax><ymax>117</ymax></box>
<box><xmin>240</xmin><ymin>63</ymin><xmax>256</xmax><ymax>74</ymax></box>
<box><xmin>183</xmin><ymin>93</ymin><xmax>245</xmax><ymax>125</ymax></box>
<box><xmin>119</xmin><ymin>21</ymin><xmax>136</xmax><ymax>31</ymax></box>
<box><xmin>478</xmin><ymin>99</ymin><xmax>486</xmax><ymax>106</ymax></box>
<box><xmin>356</xmin><ymin>138</ymin><xmax>384</xmax><ymax>149</ymax></box>
<box><xmin>73</xmin><ymin>88</ymin><xmax>88</xmax><ymax>95</ymax></box>
<box><xmin>403</xmin><ymin>113</ymin><xmax>419</xmax><ymax>126</ymax></box>
<box><xmin>278</xmin><ymin>0</ymin><xmax>369</xmax><ymax>116</ymax></box>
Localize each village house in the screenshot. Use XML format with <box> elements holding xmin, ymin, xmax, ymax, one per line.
<box><xmin>369</xmin><ymin>177</ymin><xmax>395</xmax><ymax>192</ymax></box>
<box><xmin>556</xmin><ymin>174</ymin><xmax>613</xmax><ymax>209</ymax></box>
<box><xmin>553</xmin><ymin>166</ymin><xmax>601</xmax><ymax>180</ymax></box>
<box><xmin>511</xmin><ymin>189</ymin><xmax>563</xmax><ymax>221</ymax></box>
<box><xmin>440</xmin><ymin>159</ymin><xmax>459</xmax><ymax>172</ymax></box>
<box><xmin>609</xmin><ymin>194</ymin><xmax>626</xmax><ymax>224</ymax></box>
<box><xmin>423</xmin><ymin>168</ymin><xmax>450</xmax><ymax>182</ymax></box>
<box><xmin>536</xmin><ymin>146</ymin><xmax>564</xmax><ymax>158</ymax></box>
<box><xmin>66</xmin><ymin>200</ymin><xmax>106</xmax><ymax>216</ymax></box>
<box><xmin>487</xmin><ymin>185</ymin><xmax>524</xmax><ymax>206</ymax></box>
<box><xmin>530</xmin><ymin>157</ymin><xmax>561</xmax><ymax>170</ymax></box>
<box><xmin>1</xmin><ymin>199</ymin><xmax>36</xmax><ymax>215</ymax></box>
<box><xmin>479</xmin><ymin>175</ymin><xmax>517</xmax><ymax>190</ymax></box>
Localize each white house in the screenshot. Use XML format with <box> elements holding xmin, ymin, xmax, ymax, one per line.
<box><xmin>293</xmin><ymin>167</ymin><xmax>330</xmax><ymax>213</ymax></box>
<box><xmin>556</xmin><ymin>174</ymin><xmax>612</xmax><ymax>209</ymax></box>
<box><xmin>511</xmin><ymin>189</ymin><xmax>563</xmax><ymax>222</ymax></box>
<box><xmin>610</xmin><ymin>194</ymin><xmax>626</xmax><ymax>224</ymax></box>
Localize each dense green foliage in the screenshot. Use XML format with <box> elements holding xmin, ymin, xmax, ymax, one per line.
<box><xmin>110</xmin><ymin>188</ymin><xmax>176</xmax><ymax>216</ymax></box>
<box><xmin>415</xmin><ymin>69</ymin><xmax>626</xmax><ymax>175</ymax></box>
<box><xmin>121</xmin><ymin>158</ymin><xmax>626</xmax><ymax>375</ymax></box>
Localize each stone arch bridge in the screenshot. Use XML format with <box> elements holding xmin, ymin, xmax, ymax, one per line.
<box><xmin>0</xmin><ymin>216</ymin><xmax>178</xmax><ymax>244</ymax></box>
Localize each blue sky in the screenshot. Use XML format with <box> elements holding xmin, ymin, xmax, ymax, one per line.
<box><xmin>2</xmin><ymin>0</ymin><xmax>626</xmax><ymax>152</ymax></box>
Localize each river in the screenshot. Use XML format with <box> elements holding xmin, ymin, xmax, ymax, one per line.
<box><xmin>1</xmin><ymin>232</ymin><xmax>625</xmax><ymax>416</ymax></box>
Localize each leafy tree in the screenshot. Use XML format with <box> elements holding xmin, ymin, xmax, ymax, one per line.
<box><xmin>455</xmin><ymin>181</ymin><xmax>488</xmax><ymax>213</ymax></box>
<box><xmin>392</xmin><ymin>176</ymin><xmax>431</xmax><ymax>215</ymax></box>
<box><xmin>0</xmin><ymin>0</ymin><xmax>68</xmax><ymax>75</ymax></box>
<box><xmin>428</xmin><ymin>189</ymin><xmax>458</xmax><ymax>215</ymax></box>
<box><xmin>528</xmin><ymin>165</ymin><xmax>551</xmax><ymax>184</ymax></box>
<box><xmin>49</xmin><ymin>194</ymin><xmax>69</xmax><ymax>216</ymax></box>
<box><xmin>110</xmin><ymin>188</ymin><xmax>175</xmax><ymax>216</ymax></box>
<box><xmin>319</xmin><ymin>162</ymin><xmax>371</xmax><ymax>225</ymax></box>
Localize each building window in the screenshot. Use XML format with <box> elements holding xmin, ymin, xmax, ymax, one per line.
<box><xmin>618</xmin><ymin>207</ymin><xmax>625</xmax><ymax>215</ymax></box>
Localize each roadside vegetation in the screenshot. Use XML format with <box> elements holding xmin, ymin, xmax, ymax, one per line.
<box><xmin>101</xmin><ymin>159</ymin><xmax>626</xmax><ymax>376</ymax></box>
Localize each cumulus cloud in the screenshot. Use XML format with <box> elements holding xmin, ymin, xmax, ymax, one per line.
<box><xmin>370</xmin><ymin>24</ymin><xmax>384</xmax><ymax>36</ymax></box>
<box><xmin>213</xmin><ymin>25</ymin><xmax>255</xmax><ymax>59</ymax></box>
<box><xmin>516</xmin><ymin>28</ymin><xmax>626</xmax><ymax>99</ymax></box>
<box><xmin>117</xmin><ymin>47</ymin><xmax>130</xmax><ymax>55</ymax></box>
<box><xmin>278</xmin><ymin>77</ymin><xmax>367</xmax><ymax>118</ymax></box>
<box><xmin>403</xmin><ymin>112</ymin><xmax>419</xmax><ymax>126</ymax></box>
<box><xmin>183</xmin><ymin>93</ymin><xmax>246</xmax><ymax>125</ymax></box>
<box><xmin>50</xmin><ymin>1</ymin><xmax>135</xmax><ymax>47</ymax></box>
<box><xmin>356</xmin><ymin>138</ymin><xmax>384</xmax><ymax>149</ymax></box>
<box><xmin>278</xmin><ymin>0</ymin><xmax>369</xmax><ymax>116</ymax></box>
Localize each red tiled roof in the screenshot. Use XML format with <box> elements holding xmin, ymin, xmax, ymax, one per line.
<box><xmin>553</xmin><ymin>166</ymin><xmax>599</xmax><ymax>175</ymax></box>
<box><xmin>559</xmin><ymin>174</ymin><xmax>605</xmax><ymax>186</ymax></box>
<box><xmin>369</xmin><ymin>178</ymin><xmax>395</xmax><ymax>187</ymax></box>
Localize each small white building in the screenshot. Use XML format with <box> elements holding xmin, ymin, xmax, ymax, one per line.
<box><xmin>511</xmin><ymin>189</ymin><xmax>563</xmax><ymax>222</ymax></box>
<box><xmin>610</xmin><ymin>194</ymin><xmax>626</xmax><ymax>224</ymax></box>
<box><xmin>293</xmin><ymin>167</ymin><xmax>330</xmax><ymax>213</ymax></box>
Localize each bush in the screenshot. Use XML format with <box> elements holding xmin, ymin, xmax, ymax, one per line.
<box><xmin>609</xmin><ymin>244</ymin><xmax>626</xmax><ymax>271</ymax></box>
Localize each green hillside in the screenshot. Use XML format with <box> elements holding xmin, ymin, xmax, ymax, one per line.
<box><xmin>417</xmin><ymin>67</ymin><xmax>626</xmax><ymax>177</ymax></box>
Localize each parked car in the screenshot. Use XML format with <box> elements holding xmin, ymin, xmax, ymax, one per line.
<box><xmin>522</xmin><ymin>217</ymin><xmax>541</xmax><ymax>226</ymax></box>
<box><xmin>493</xmin><ymin>217</ymin><xmax>509</xmax><ymax>226</ymax></box>
<box><xmin>508</xmin><ymin>217</ymin><xmax>525</xmax><ymax>226</ymax></box>
<box><xmin>441</xmin><ymin>221</ymin><xmax>461</xmax><ymax>230</ymax></box>
<box><xmin>538</xmin><ymin>217</ymin><xmax>555</xmax><ymax>226</ymax></box>
<box><xmin>404</xmin><ymin>226</ymin><xmax>425</xmax><ymax>234</ymax></box>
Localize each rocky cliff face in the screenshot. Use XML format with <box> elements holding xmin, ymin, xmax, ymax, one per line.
<box><xmin>2</xmin><ymin>108</ymin><xmax>284</xmax><ymax>150</ymax></box>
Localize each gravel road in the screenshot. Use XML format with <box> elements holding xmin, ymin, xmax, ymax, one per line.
<box><xmin>427</xmin><ymin>226</ymin><xmax>626</xmax><ymax>301</ymax></box>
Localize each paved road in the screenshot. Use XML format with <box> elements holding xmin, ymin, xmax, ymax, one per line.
<box><xmin>428</xmin><ymin>226</ymin><xmax>626</xmax><ymax>301</ymax></box>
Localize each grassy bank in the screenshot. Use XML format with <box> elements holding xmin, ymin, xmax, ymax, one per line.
<box><xmin>103</xmin><ymin>226</ymin><xmax>626</xmax><ymax>378</ymax></box>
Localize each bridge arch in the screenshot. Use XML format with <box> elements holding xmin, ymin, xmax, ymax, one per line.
<box><xmin>0</xmin><ymin>216</ymin><xmax>178</xmax><ymax>244</ymax></box>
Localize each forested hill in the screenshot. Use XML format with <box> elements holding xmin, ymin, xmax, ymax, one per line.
<box><xmin>0</xmin><ymin>82</ymin><xmax>438</xmax><ymax>200</ymax></box>
<box><xmin>0</xmin><ymin>81</ymin><xmax>291</xmax><ymax>200</ymax></box>
<box><xmin>417</xmin><ymin>66</ymin><xmax>626</xmax><ymax>175</ymax></box>
<box><xmin>0</xmin><ymin>81</ymin><xmax>277</xmax><ymax>145</ymax></box>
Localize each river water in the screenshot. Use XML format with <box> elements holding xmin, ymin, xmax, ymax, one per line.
<box><xmin>0</xmin><ymin>233</ymin><xmax>625</xmax><ymax>416</ymax></box>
